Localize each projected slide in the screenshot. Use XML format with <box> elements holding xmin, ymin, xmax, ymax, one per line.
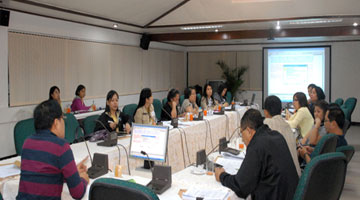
<box><xmin>264</xmin><ymin>47</ymin><xmax>329</xmax><ymax>102</ymax></box>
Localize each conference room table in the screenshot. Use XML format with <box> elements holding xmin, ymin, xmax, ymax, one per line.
<box><xmin>0</xmin><ymin>107</ymin><xmax>249</xmax><ymax>199</ymax></box>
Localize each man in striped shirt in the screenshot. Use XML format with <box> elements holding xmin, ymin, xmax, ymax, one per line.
<box><xmin>17</xmin><ymin>100</ymin><xmax>89</xmax><ymax>199</ymax></box>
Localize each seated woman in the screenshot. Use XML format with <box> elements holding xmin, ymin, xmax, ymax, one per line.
<box><xmin>71</xmin><ymin>84</ymin><xmax>91</xmax><ymax>112</ymax></box>
<box><xmin>286</xmin><ymin>92</ymin><xmax>314</xmax><ymax>138</ymax></box>
<box><xmin>309</xmin><ymin>86</ymin><xmax>325</xmax><ymax>118</ymax></box>
<box><xmin>307</xmin><ymin>83</ymin><xmax>316</xmax><ymax>104</ymax></box>
<box><xmin>94</xmin><ymin>90</ymin><xmax>131</xmax><ymax>134</ymax></box>
<box><xmin>201</xmin><ymin>84</ymin><xmax>218</xmax><ymax>110</ymax></box>
<box><xmin>301</xmin><ymin>100</ymin><xmax>328</xmax><ymax>146</ymax></box>
<box><xmin>134</xmin><ymin>88</ymin><xmax>156</xmax><ymax>125</ymax></box>
<box><xmin>213</xmin><ymin>83</ymin><xmax>229</xmax><ymax>107</ymax></box>
<box><xmin>161</xmin><ymin>89</ymin><xmax>182</xmax><ymax>121</ymax></box>
<box><xmin>49</xmin><ymin>86</ymin><xmax>61</xmax><ymax>109</ymax></box>
<box><xmin>181</xmin><ymin>87</ymin><xmax>199</xmax><ymax>115</ymax></box>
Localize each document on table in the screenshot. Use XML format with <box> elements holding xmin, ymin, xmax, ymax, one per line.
<box><xmin>221</xmin><ymin>151</ymin><xmax>246</xmax><ymax>159</ymax></box>
<box><xmin>0</xmin><ymin>164</ymin><xmax>21</xmax><ymax>178</ymax></box>
<box><xmin>182</xmin><ymin>187</ymin><xmax>231</xmax><ymax>200</ymax></box>
<box><xmin>215</xmin><ymin>157</ymin><xmax>243</xmax><ymax>175</ymax></box>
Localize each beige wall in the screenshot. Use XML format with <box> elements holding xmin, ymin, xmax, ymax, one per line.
<box><xmin>188</xmin><ymin>51</ymin><xmax>262</xmax><ymax>90</ymax></box>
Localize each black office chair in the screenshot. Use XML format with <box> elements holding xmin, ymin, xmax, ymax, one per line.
<box><xmin>336</xmin><ymin>145</ymin><xmax>355</xmax><ymax>163</ymax></box>
<box><xmin>89</xmin><ymin>178</ymin><xmax>159</xmax><ymax>200</ymax></box>
<box><xmin>293</xmin><ymin>152</ymin><xmax>347</xmax><ymax>200</ymax></box>
<box><xmin>311</xmin><ymin>133</ymin><xmax>338</xmax><ymax>159</ymax></box>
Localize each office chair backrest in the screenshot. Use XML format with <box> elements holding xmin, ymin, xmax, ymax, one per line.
<box><xmin>153</xmin><ymin>99</ymin><xmax>162</xmax><ymax>121</ymax></box>
<box><xmin>311</xmin><ymin>133</ymin><xmax>337</xmax><ymax>159</ymax></box>
<box><xmin>162</xmin><ymin>97</ymin><xmax>168</xmax><ymax>106</ymax></box>
<box><xmin>83</xmin><ymin>115</ymin><xmax>100</xmax><ymax>135</ymax></box>
<box><xmin>196</xmin><ymin>93</ymin><xmax>201</xmax><ymax>107</ymax></box>
<box><xmin>293</xmin><ymin>152</ymin><xmax>347</xmax><ymax>200</ymax></box>
<box><xmin>14</xmin><ymin>118</ymin><xmax>36</xmax><ymax>155</ymax></box>
<box><xmin>64</xmin><ymin>113</ymin><xmax>84</xmax><ymax>144</ymax></box>
<box><xmin>336</xmin><ymin>145</ymin><xmax>355</xmax><ymax>163</ymax></box>
<box><xmin>180</xmin><ymin>95</ymin><xmax>185</xmax><ymax>107</ymax></box>
<box><xmin>334</xmin><ymin>98</ymin><xmax>344</xmax><ymax>106</ymax></box>
<box><xmin>226</xmin><ymin>91</ymin><xmax>232</xmax><ymax>104</ymax></box>
<box><xmin>89</xmin><ymin>178</ymin><xmax>159</xmax><ymax>200</ymax></box>
<box><xmin>122</xmin><ymin>104</ymin><xmax>138</xmax><ymax>119</ymax></box>
<box><xmin>344</xmin><ymin>97</ymin><xmax>357</xmax><ymax>121</ymax></box>
<box><xmin>342</xmin><ymin>119</ymin><xmax>350</xmax><ymax>135</ymax></box>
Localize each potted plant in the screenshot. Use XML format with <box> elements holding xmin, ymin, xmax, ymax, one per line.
<box><xmin>216</xmin><ymin>60</ymin><xmax>248</xmax><ymax>100</ymax></box>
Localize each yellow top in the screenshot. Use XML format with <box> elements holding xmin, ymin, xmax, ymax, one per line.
<box><xmin>288</xmin><ymin>107</ymin><xmax>314</xmax><ymax>138</ymax></box>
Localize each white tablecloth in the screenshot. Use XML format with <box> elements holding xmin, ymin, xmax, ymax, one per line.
<box><xmin>0</xmin><ymin>108</ymin><xmax>249</xmax><ymax>199</ymax></box>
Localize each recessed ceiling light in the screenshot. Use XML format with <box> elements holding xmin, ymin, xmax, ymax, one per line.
<box><xmin>290</xmin><ymin>19</ymin><xmax>343</xmax><ymax>25</ymax></box>
<box><xmin>113</xmin><ymin>24</ymin><xmax>118</xmax><ymax>28</ymax></box>
<box><xmin>215</xmin><ymin>29</ymin><xmax>219</xmax><ymax>32</ymax></box>
<box><xmin>181</xmin><ymin>25</ymin><xmax>223</xmax><ymax>31</ymax></box>
<box><xmin>276</xmin><ymin>21</ymin><xmax>281</xmax><ymax>30</ymax></box>
<box><xmin>353</xmin><ymin>22</ymin><xmax>359</xmax><ymax>27</ymax></box>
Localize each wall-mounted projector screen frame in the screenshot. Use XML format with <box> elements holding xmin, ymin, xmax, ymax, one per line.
<box><xmin>262</xmin><ymin>46</ymin><xmax>331</xmax><ymax>106</ymax></box>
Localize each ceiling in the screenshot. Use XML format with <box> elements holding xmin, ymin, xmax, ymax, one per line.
<box><xmin>1</xmin><ymin>0</ymin><xmax>360</xmax><ymax>46</ymax></box>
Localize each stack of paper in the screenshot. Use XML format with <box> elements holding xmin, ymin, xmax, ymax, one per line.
<box><xmin>215</xmin><ymin>157</ymin><xmax>243</xmax><ymax>175</ymax></box>
<box><xmin>0</xmin><ymin>164</ymin><xmax>21</xmax><ymax>178</ymax></box>
<box><xmin>182</xmin><ymin>187</ymin><xmax>231</xmax><ymax>200</ymax></box>
<box><xmin>221</xmin><ymin>151</ymin><xmax>246</xmax><ymax>159</ymax></box>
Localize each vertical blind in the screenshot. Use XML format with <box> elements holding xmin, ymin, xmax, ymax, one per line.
<box><xmin>8</xmin><ymin>32</ymin><xmax>185</xmax><ymax>106</ymax></box>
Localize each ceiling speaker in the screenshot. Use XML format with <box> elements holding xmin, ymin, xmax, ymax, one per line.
<box><xmin>0</xmin><ymin>10</ymin><xmax>10</xmax><ymax>27</ymax></box>
<box><xmin>140</xmin><ymin>34</ymin><xmax>151</xmax><ymax>50</ymax></box>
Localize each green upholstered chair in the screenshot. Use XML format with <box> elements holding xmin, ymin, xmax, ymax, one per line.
<box><xmin>226</xmin><ymin>91</ymin><xmax>232</xmax><ymax>104</ymax></box>
<box><xmin>180</xmin><ymin>95</ymin><xmax>185</xmax><ymax>107</ymax></box>
<box><xmin>153</xmin><ymin>99</ymin><xmax>162</xmax><ymax>121</ymax></box>
<box><xmin>162</xmin><ymin>97</ymin><xmax>168</xmax><ymax>106</ymax></box>
<box><xmin>122</xmin><ymin>104</ymin><xmax>138</xmax><ymax>119</ymax></box>
<box><xmin>336</xmin><ymin>145</ymin><xmax>355</xmax><ymax>163</ymax></box>
<box><xmin>343</xmin><ymin>119</ymin><xmax>351</xmax><ymax>135</ymax></box>
<box><xmin>64</xmin><ymin>113</ymin><xmax>84</xmax><ymax>144</ymax></box>
<box><xmin>83</xmin><ymin>115</ymin><xmax>100</xmax><ymax>135</ymax></box>
<box><xmin>343</xmin><ymin>97</ymin><xmax>357</xmax><ymax>122</ymax></box>
<box><xmin>293</xmin><ymin>152</ymin><xmax>347</xmax><ymax>200</ymax></box>
<box><xmin>89</xmin><ymin>178</ymin><xmax>159</xmax><ymax>200</ymax></box>
<box><xmin>196</xmin><ymin>93</ymin><xmax>201</xmax><ymax>107</ymax></box>
<box><xmin>14</xmin><ymin>118</ymin><xmax>36</xmax><ymax>155</ymax></box>
<box><xmin>334</xmin><ymin>98</ymin><xmax>344</xmax><ymax>106</ymax></box>
<box><xmin>311</xmin><ymin>133</ymin><xmax>337</xmax><ymax>159</ymax></box>
<box><xmin>341</xmin><ymin>106</ymin><xmax>351</xmax><ymax>122</ymax></box>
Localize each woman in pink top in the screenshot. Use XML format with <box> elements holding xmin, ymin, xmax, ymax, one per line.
<box><xmin>71</xmin><ymin>84</ymin><xmax>91</xmax><ymax>112</ymax></box>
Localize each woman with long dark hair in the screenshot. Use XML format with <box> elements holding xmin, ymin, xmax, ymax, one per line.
<box><xmin>134</xmin><ymin>88</ymin><xmax>156</xmax><ymax>125</ymax></box>
<box><xmin>49</xmin><ymin>86</ymin><xmax>61</xmax><ymax>107</ymax></box>
<box><xmin>286</xmin><ymin>92</ymin><xmax>314</xmax><ymax>138</ymax></box>
<box><xmin>309</xmin><ymin>86</ymin><xmax>326</xmax><ymax>117</ymax></box>
<box><xmin>94</xmin><ymin>90</ymin><xmax>131</xmax><ymax>134</ymax></box>
<box><xmin>70</xmin><ymin>84</ymin><xmax>91</xmax><ymax>112</ymax></box>
<box><xmin>201</xmin><ymin>84</ymin><xmax>218</xmax><ymax>110</ymax></box>
<box><xmin>213</xmin><ymin>83</ymin><xmax>229</xmax><ymax>107</ymax></box>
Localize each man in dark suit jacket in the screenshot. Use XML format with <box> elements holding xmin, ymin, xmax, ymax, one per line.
<box><xmin>215</xmin><ymin>109</ymin><xmax>299</xmax><ymax>200</ymax></box>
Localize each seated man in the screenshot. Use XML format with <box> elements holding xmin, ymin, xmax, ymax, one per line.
<box><xmin>215</xmin><ymin>109</ymin><xmax>299</xmax><ymax>200</ymax></box>
<box><xmin>17</xmin><ymin>100</ymin><xmax>89</xmax><ymax>200</ymax></box>
<box><xmin>263</xmin><ymin>95</ymin><xmax>301</xmax><ymax>177</ymax></box>
<box><xmin>298</xmin><ymin>105</ymin><xmax>348</xmax><ymax>163</ymax></box>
